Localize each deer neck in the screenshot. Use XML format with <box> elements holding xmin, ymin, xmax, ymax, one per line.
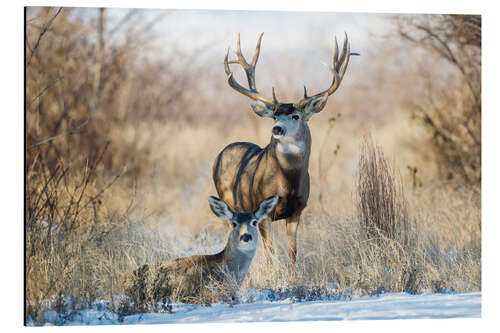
<box><xmin>219</xmin><ymin>238</ymin><xmax>256</xmax><ymax>284</ymax></box>
<box><xmin>269</xmin><ymin>125</ymin><xmax>311</xmax><ymax>172</ymax></box>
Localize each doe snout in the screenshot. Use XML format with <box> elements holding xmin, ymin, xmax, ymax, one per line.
<box><xmin>240</xmin><ymin>234</ymin><xmax>252</xmax><ymax>242</ymax></box>
<box><xmin>272</xmin><ymin>126</ymin><xmax>285</xmax><ymax>136</ymax></box>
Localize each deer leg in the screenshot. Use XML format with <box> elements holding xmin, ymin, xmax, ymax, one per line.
<box><xmin>286</xmin><ymin>215</ymin><xmax>300</xmax><ymax>265</ymax></box>
<box><xmin>259</xmin><ymin>217</ymin><xmax>274</xmax><ymax>254</ymax></box>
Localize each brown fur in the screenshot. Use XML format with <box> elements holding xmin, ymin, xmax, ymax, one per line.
<box><xmin>122</xmin><ymin>196</ymin><xmax>277</xmax><ymax>309</ymax></box>
<box><xmin>213</xmin><ymin>138</ymin><xmax>310</xmax><ymax>220</ymax></box>
<box><xmin>217</xmin><ymin>34</ymin><xmax>354</xmax><ymax>263</ymax></box>
<box><xmin>122</xmin><ymin>251</ymin><xmax>245</xmax><ymax>308</ymax></box>
<box><xmin>213</xmin><ymin>122</ymin><xmax>311</xmax><ymax>262</ymax></box>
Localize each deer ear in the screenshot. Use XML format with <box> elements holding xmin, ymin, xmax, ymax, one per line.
<box><xmin>250</xmin><ymin>101</ymin><xmax>275</xmax><ymax>118</ymax></box>
<box><xmin>208</xmin><ymin>196</ymin><xmax>234</xmax><ymax>221</ymax></box>
<box><xmin>255</xmin><ymin>195</ymin><xmax>279</xmax><ymax>221</ymax></box>
<box><xmin>303</xmin><ymin>93</ymin><xmax>329</xmax><ymax>121</ymax></box>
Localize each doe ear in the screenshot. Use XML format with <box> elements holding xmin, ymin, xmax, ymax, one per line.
<box><xmin>303</xmin><ymin>93</ymin><xmax>329</xmax><ymax>121</ymax></box>
<box><xmin>250</xmin><ymin>101</ymin><xmax>275</xmax><ymax>118</ymax></box>
<box><xmin>255</xmin><ymin>195</ymin><xmax>279</xmax><ymax>221</ymax></box>
<box><xmin>208</xmin><ymin>196</ymin><xmax>234</xmax><ymax>222</ymax></box>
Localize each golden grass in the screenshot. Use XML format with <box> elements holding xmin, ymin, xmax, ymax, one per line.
<box><xmin>24</xmin><ymin>8</ymin><xmax>480</xmax><ymax>323</ymax></box>
<box><xmin>26</xmin><ymin>115</ymin><xmax>481</xmax><ymax>322</ymax></box>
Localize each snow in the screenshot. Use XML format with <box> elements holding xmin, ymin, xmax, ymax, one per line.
<box><xmin>29</xmin><ymin>291</ymin><xmax>481</xmax><ymax>325</ymax></box>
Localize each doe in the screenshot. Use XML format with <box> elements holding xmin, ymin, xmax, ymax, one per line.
<box><xmin>122</xmin><ymin>195</ymin><xmax>278</xmax><ymax>307</ymax></box>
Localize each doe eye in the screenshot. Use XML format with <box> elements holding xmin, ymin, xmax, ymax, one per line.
<box><xmin>251</xmin><ymin>220</ymin><xmax>258</xmax><ymax>226</ymax></box>
<box><xmin>292</xmin><ymin>115</ymin><xmax>299</xmax><ymax>120</ymax></box>
<box><xmin>231</xmin><ymin>222</ymin><xmax>238</xmax><ymax>228</ymax></box>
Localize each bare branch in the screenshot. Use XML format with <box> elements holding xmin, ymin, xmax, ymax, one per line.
<box><xmin>27</xmin><ymin>119</ymin><xmax>88</xmax><ymax>151</ymax></box>
<box><xmin>26</xmin><ymin>7</ymin><xmax>63</xmax><ymax>68</ymax></box>
<box><xmin>26</xmin><ymin>76</ymin><xmax>62</xmax><ymax>110</ymax></box>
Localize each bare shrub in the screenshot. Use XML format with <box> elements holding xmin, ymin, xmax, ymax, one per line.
<box><xmin>25</xmin><ymin>149</ymin><xmax>123</xmax><ymax>323</ymax></box>
<box><xmin>397</xmin><ymin>14</ymin><xmax>481</xmax><ymax>185</ymax></box>
<box><xmin>357</xmin><ymin>135</ymin><xmax>410</xmax><ymax>244</ymax></box>
<box><xmin>24</xmin><ymin>9</ymin><xmax>481</xmax><ymax>323</ymax></box>
<box><xmin>25</xmin><ymin>7</ymin><xmax>205</xmax><ymax>179</ymax></box>
<box><xmin>25</xmin><ymin>152</ymin><xmax>177</xmax><ymax>323</ymax></box>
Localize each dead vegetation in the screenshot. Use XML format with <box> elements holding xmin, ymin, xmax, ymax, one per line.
<box><xmin>25</xmin><ymin>8</ymin><xmax>481</xmax><ymax>324</ymax></box>
<box><xmin>357</xmin><ymin>135</ymin><xmax>410</xmax><ymax>243</ymax></box>
<box><xmin>397</xmin><ymin>14</ymin><xmax>481</xmax><ymax>185</ymax></box>
<box><xmin>242</xmin><ymin>132</ymin><xmax>479</xmax><ymax>298</ymax></box>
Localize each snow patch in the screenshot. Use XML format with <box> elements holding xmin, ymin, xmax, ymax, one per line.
<box><xmin>27</xmin><ymin>291</ymin><xmax>481</xmax><ymax>326</ymax></box>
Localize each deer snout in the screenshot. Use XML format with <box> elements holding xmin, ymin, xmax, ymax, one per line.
<box><xmin>272</xmin><ymin>126</ymin><xmax>285</xmax><ymax>136</ymax></box>
<box><xmin>240</xmin><ymin>234</ymin><xmax>252</xmax><ymax>242</ymax></box>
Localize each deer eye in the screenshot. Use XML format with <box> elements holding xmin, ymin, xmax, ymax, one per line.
<box><xmin>292</xmin><ymin>115</ymin><xmax>299</xmax><ymax>120</ymax></box>
<box><xmin>231</xmin><ymin>222</ymin><xmax>238</xmax><ymax>228</ymax></box>
<box><xmin>251</xmin><ymin>219</ymin><xmax>258</xmax><ymax>226</ymax></box>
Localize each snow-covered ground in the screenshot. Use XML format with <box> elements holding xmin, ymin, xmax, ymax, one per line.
<box><xmin>34</xmin><ymin>291</ymin><xmax>481</xmax><ymax>325</ymax></box>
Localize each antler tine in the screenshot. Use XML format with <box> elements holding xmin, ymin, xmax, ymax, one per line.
<box><xmin>295</xmin><ymin>33</ymin><xmax>357</xmax><ymax>107</ymax></box>
<box><xmin>251</xmin><ymin>32</ymin><xmax>264</xmax><ymax>67</ymax></box>
<box><xmin>315</xmin><ymin>35</ymin><xmax>345</xmax><ymax>97</ymax></box>
<box><xmin>235</xmin><ymin>33</ymin><xmax>250</xmax><ymax>69</ymax></box>
<box><xmin>224</xmin><ymin>47</ymin><xmax>232</xmax><ymax>75</ymax></box>
<box><xmin>335</xmin><ymin>33</ymin><xmax>349</xmax><ymax>73</ymax></box>
<box><xmin>223</xmin><ymin>34</ymin><xmax>276</xmax><ymax>106</ymax></box>
<box><xmin>339</xmin><ymin>41</ymin><xmax>351</xmax><ymax>79</ymax></box>
<box><xmin>272</xmin><ymin>87</ymin><xmax>278</xmax><ymax>104</ymax></box>
<box><xmin>333</xmin><ymin>36</ymin><xmax>339</xmax><ymax>67</ymax></box>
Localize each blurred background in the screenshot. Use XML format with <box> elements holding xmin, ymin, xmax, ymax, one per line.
<box><xmin>25</xmin><ymin>7</ymin><xmax>481</xmax><ymax>322</ymax></box>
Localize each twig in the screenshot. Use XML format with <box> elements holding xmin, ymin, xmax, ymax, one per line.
<box><xmin>27</xmin><ymin>119</ymin><xmax>88</xmax><ymax>151</ymax></box>
<box><xmin>83</xmin><ymin>167</ymin><xmax>126</xmax><ymax>210</ymax></box>
<box><xmin>26</xmin><ymin>7</ymin><xmax>63</xmax><ymax>68</ymax></box>
<box><xmin>108</xmin><ymin>9</ymin><xmax>138</xmax><ymax>35</ymax></box>
<box><xmin>26</xmin><ymin>76</ymin><xmax>62</xmax><ymax>109</ymax></box>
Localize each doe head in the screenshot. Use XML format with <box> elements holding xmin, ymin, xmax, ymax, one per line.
<box><xmin>208</xmin><ymin>195</ymin><xmax>279</xmax><ymax>252</ymax></box>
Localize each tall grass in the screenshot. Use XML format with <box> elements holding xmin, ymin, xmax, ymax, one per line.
<box><xmin>242</xmin><ymin>135</ymin><xmax>479</xmax><ymax>298</ymax></box>
<box><xmin>25</xmin><ymin>8</ymin><xmax>481</xmax><ymax>324</ymax></box>
<box><xmin>26</xmin><ymin>119</ymin><xmax>481</xmax><ymax>323</ymax></box>
<box><xmin>357</xmin><ymin>135</ymin><xmax>410</xmax><ymax>244</ymax></box>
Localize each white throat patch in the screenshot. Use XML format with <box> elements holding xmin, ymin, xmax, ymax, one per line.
<box><xmin>237</xmin><ymin>241</ymin><xmax>257</xmax><ymax>253</ymax></box>
<box><xmin>276</xmin><ymin>140</ymin><xmax>305</xmax><ymax>154</ymax></box>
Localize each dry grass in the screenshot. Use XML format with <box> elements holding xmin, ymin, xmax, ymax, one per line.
<box><xmin>357</xmin><ymin>135</ymin><xmax>410</xmax><ymax>243</ymax></box>
<box><xmin>25</xmin><ymin>118</ymin><xmax>481</xmax><ymax>323</ymax></box>
<box><xmin>242</xmin><ymin>165</ymin><xmax>480</xmax><ymax>298</ymax></box>
<box><xmin>25</xmin><ymin>8</ymin><xmax>481</xmax><ymax>324</ymax></box>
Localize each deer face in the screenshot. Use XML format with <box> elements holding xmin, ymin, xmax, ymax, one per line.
<box><xmin>208</xmin><ymin>196</ymin><xmax>279</xmax><ymax>252</ymax></box>
<box><xmin>251</xmin><ymin>101</ymin><xmax>326</xmax><ymax>154</ymax></box>
<box><xmin>271</xmin><ymin>104</ymin><xmax>303</xmax><ymax>138</ymax></box>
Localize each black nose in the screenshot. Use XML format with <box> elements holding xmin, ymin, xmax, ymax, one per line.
<box><xmin>272</xmin><ymin>126</ymin><xmax>284</xmax><ymax>136</ymax></box>
<box><xmin>240</xmin><ymin>234</ymin><xmax>252</xmax><ymax>242</ymax></box>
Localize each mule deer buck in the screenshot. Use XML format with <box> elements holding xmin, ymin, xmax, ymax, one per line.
<box><xmin>123</xmin><ymin>195</ymin><xmax>278</xmax><ymax>307</ymax></box>
<box><xmin>213</xmin><ymin>33</ymin><xmax>356</xmax><ymax>264</ymax></box>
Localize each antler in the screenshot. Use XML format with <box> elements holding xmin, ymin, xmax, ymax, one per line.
<box><xmin>224</xmin><ymin>33</ymin><xmax>278</xmax><ymax>107</ymax></box>
<box><xmin>296</xmin><ymin>32</ymin><xmax>358</xmax><ymax>108</ymax></box>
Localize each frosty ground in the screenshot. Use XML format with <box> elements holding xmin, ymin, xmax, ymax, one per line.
<box><xmin>32</xmin><ymin>291</ymin><xmax>481</xmax><ymax>325</ymax></box>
